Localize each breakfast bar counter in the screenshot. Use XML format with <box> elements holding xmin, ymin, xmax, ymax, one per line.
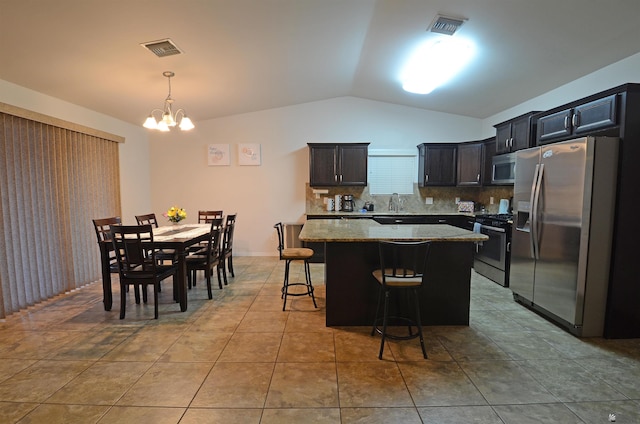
<box><xmin>299</xmin><ymin>219</ymin><xmax>487</xmax><ymax>326</ymax></box>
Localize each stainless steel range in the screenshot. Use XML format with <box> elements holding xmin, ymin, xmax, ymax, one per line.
<box><xmin>473</xmin><ymin>214</ymin><xmax>512</xmax><ymax>287</ymax></box>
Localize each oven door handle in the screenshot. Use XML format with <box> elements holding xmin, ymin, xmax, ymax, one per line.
<box><xmin>479</xmin><ymin>224</ymin><xmax>506</xmax><ymax>233</ymax></box>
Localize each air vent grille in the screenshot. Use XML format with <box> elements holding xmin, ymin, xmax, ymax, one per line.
<box><xmin>429</xmin><ymin>15</ymin><xmax>466</xmax><ymax>36</ymax></box>
<box><xmin>140</xmin><ymin>38</ymin><xmax>183</xmax><ymax>58</ymax></box>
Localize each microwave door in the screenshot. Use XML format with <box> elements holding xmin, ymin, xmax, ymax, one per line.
<box><xmin>492</xmin><ymin>152</ymin><xmax>516</xmax><ymax>184</ymax></box>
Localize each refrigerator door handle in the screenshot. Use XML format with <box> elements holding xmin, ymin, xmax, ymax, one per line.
<box><xmin>528</xmin><ymin>164</ymin><xmax>540</xmax><ymax>258</ymax></box>
<box><xmin>532</xmin><ymin>163</ymin><xmax>544</xmax><ymax>260</ymax></box>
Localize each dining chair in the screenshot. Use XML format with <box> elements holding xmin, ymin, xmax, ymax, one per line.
<box><xmin>188</xmin><ymin>210</ymin><xmax>224</xmax><ymax>254</ymax></box>
<box><xmin>93</xmin><ymin>216</ymin><xmax>140</xmax><ymax>302</ymax></box>
<box><xmin>134</xmin><ymin>213</ymin><xmax>159</xmax><ymax>227</ymax></box>
<box><xmin>110</xmin><ymin>224</ymin><xmax>177</xmax><ymax>319</ymax></box>
<box><xmin>135</xmin><ymin>213</ymin><xmax>176</xmax><ymax>265</ymax></box>
<box><xmin>371</xmin><ymin>240</ymin><xmax>431</xmax><ymax>359</ymax></box>
<box><xmin>198</xmin><ymin>210</ymin><xmax>224</xmax><ymax>223</ymax></box>
<box><xmin>273</xmin><ymin>222</ymin><xmax>317</xmax><ymax>311</ymax></box>
<box><xmin>219</xmin><ymin>213</ymin><xmax>237</xmax><ymax>284</ymax></box>
<box><xmin>92</xmin><ymin>216</ymin><xmax>121</xmax><ymax>271</ymax></box>
<box><xmin>187</xmin><ymin>218</ymin><xmax>224</xmax><ymax>297</ymax></box>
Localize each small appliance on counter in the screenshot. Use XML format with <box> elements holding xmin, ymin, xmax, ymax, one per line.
<box><xmin>498</xmin><ymin>198</ymin><xmax>510</xmax><ymax>214</ymax></box>
<box><xmin>341</xmin><ymin>194</ymin><xmax>355</xmax><ymax>212</ymax></box>
<box><xmin>326</xmin><ymin>198</ymin><xmax>335</xmax><ymax>211</ymax></box>
<box><xmin>457</xmin><ymin>201</ymin><xmax>474</xmax><ymax>213</ymax></box>
<box><xmin>334</xmin><ymin>195</ymin><xmax>342</xmax><ymax>212</ymax></box>
<box><xmin>364</xmin><ymin>201</ymin><xmax>374</xmax><ymax>212</ymax></box>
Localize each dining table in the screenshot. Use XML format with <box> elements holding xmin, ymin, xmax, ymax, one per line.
<box><xmin>99</xmin><ymin>223</ymin><xmax>211</xmax><ymax>313</ymax></box>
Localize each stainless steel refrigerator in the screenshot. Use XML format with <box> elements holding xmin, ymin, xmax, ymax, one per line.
<box><xmin>510</xmin><ymin>136</ymin><xmax>619</xmax><ymax>337</ymax></box>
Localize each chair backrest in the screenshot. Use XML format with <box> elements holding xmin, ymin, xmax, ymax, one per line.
<box><xmin>93</xmin><ymin>216</ymin><xmax>122</xmax><ymax>243</ymax></box>
<box><xmin>135</xmin><ymin>213</ymin><xmax>159</xmax><ymax>227</ymax></box>
<box><xmin>222</xmin><ymin>213</ymin><xmax>237</xmax><ymax>253</ymax></box>
<box><xmin>206</xmin><ymin>218</ymin><xmax>224</xmax><ymax>257</ymax></box>
<box><xmin>198</xmin><ymin>210</ymin><xmax>224</xmax><ymax>223</ymax></box>
<box><xmin>273</xmin><ymin>222</ymin><xmax>285</xmax><ymax>259</ymax></box>
<box><xmin>378</xmin><ymin>241</ymin><xmax>431</xmax><ymax>286</ymax></box>
<box><xmin>110</xmin><ymin>224</ymin><xmax>158</xmax><ymax>275</ymax></box>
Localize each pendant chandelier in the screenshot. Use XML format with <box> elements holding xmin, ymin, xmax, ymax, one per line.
<box><xmin>143</xmin><ymin>71</ymin><xmax>195</xmax><ymax>131</ymax></box>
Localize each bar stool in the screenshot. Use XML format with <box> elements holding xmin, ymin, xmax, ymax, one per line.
<box><xmin>371</xmin><ymin>240</ymin><xmax>431</xmax><ymax>359</ymax></box>
<box><xmin>273</xmin><ymin>222</ymin><xmax>317</xmax><ymax>311</ymax></box>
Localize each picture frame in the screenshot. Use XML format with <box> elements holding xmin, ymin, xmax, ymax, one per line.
<box><xmin>238</xmin><ymin>143</ymin><xmax>261</xmax><ymax>165</ymax></box>
<box><xmin>208</xmin><ymin>144</ymin><xmax>230</xmax><ymax>166</ymax></box>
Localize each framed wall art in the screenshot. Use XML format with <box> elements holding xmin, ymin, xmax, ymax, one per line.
<box><xmin>238</xmin><ymin>143</ymin><xmax>261</xmax><ymax>165</ymax></box>
<box><xmin>208</xmin><ymin>144</ymin><xmax>230</xmax><ymax>166</ymax></box>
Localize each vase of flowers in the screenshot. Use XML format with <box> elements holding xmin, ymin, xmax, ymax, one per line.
<box><xmin>165</xmin><ymin>206</ymin><xmax>187</xmax><ymax>224</ymax></box>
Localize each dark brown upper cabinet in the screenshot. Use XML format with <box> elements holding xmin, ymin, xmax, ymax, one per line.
<box><xmin>536</xmin><ymin>94</ymin><xmax>618</xmax><ymax>145</ymax></box>
<box><xmin>417</xmin><ymin>143</ymin><xmax>457</xmax><ymax>187</ymax></box>
<box><xmin>308</xmin><ymin>143</ymin><xmax>369</xmax><ymax>187</ymax></box>
<box><xmin>456</xmin><ymin>142</ymin><xmax>483</xmax><ymax>186</ymax></box>
<box><xmin>494</xmin><ymin>112</ymin><xmax>539</xmax><ymax>154</ymax></box>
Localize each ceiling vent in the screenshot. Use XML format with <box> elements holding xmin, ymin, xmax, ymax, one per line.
<box><xmin>140</xmin><ymin>38</ymin><xmax>184</xmax><ymax>58</ymax></box>
<box><xmin>428</xmin><ymin>15</ymin><xmax>467</xmax><ymax>36</ymax></box>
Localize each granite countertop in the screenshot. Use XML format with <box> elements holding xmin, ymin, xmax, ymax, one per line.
<box><xmin>306</xmin><ymin>211</ymin><xmax>477</xmax><ymax>218</ymax></box>
<box><xmin>299</xmin><ymin>219</ymin><xmax>488</xmax><ymax>242</ymax></box>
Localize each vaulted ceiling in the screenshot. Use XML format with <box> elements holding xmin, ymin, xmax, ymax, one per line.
<box><xmin>2</xmin><ymin>0</ymin><xmax>640</xmax><ymax>126</ymax></box>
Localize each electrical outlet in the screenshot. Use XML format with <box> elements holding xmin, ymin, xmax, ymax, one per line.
<box><xmin>425</xmin><ymin>197</ymin><xmax>433</xmax><ymax>205</ymax></box>
<box><xmin>455</xmin><ymin>197</ymin><xmax>460</xmax><ymax>204</ymax></box>
<box><xmin>490</xmin><ymin>197</ymin><xmax>495</xmax><ymax>204</ymax></box>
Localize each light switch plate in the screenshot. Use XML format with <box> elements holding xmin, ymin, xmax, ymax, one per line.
<box><xmin>490</xmin><ymin>197</ymin><xmax>495</xmax><ymax>204</ymax></box>
<box><xmin>425</xmin><ymin>197</ymin><xmax>433</xmax><ymax>205</ymax></box>
<box><xmin>455</xmin><ymin>197</ymin><xmax>460</xmax><ymax>204</ymax></box>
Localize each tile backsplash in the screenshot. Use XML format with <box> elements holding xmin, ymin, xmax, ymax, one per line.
<box><xmin>306</xmin><ymin>184</ymin><xmax>513</xmax><ymax>214</ymax></box>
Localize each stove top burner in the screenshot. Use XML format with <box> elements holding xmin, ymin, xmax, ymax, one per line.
<box><xmin>475</xmin><ymin>213</ymin><xmax>513</xmax><ymax>228</ymax></box>
<box><xmin>476</xmin><ymin>213</ymin><xmax>513</xmax><ymax>221</ymax></box>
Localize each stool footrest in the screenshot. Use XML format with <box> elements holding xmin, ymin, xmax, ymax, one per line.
<box><xmin>372</xmin><ymin>316</ymin><xmax>421</xmax><ymax>341</ymax></box>
<box><xmin>282</xmin><ymin>283</ymin><xmax>315</xmax><ymax>296</ymax></box>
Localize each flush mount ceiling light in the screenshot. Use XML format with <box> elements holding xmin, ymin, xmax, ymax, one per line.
<box><xmin>401</xmin><ymin>37</ymin><xmax>474</xmax><ymax>95</ymax></box>
<box><xmin>143</xmin><ymin>71</ymin><xmax>195</xmax><ymax>131</ymax></box>
<box><xmin>400</xmin><ymin>14</ymin><xmax>473</xmax><ymax>95</ymax></box>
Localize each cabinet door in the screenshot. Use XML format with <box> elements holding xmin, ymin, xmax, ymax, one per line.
<box><xmin>424</xmin><ymin>145</ymin><xmax>457</xmax><ymax>186</ymax></box>
<box><xmin>495</xmin><ymin>123</ymin><xmax>511</xmax><ymax>154</ymax></box>
<box><xmin>457</xmin><ymin>143</ymin><xmax>482</xmax><ymax>186</ymax></box>
<box><xmin>481</xmin><ymin>138</ymin><xmax>496</xmax><ymax>185</ymax></box>
<box><xmin>309</xmin><ymin>145</ymin><xmax>338</xmax><ymax>186</ymax></box>
<box><xmin>573</xmin><ymin>94</ymin><xmax>618</xmax><ymax>135</ymax></box>
<box><xmin>338</xmin><ymin>144</ymin><xmax>368</xmax><ymax>186</ymax></box>
<box><xmin>537</xmin><ymin>109</ymin><xmax>572</xmax><ymax>144</ymax></box>
<box><xmin>511</xmin><ymin>115</ymin><xmax>533</xmax><ymax>151</ymax></box>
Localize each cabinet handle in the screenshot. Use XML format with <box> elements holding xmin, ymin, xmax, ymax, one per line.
<box><xmin>505</xmin><ymin>139</ymin><xmax>509</xmax><ymax>149</ymax></box>
<box><xmin>509</xmin><ymin>138</ymin><xmax>513</xmax><ymax>148</ymax></box>
<box><xmin>564</xmin><ymin>116</ymin><xmax>569</xmax><ymax>129</ymax></box>
<box><xmin>477</xmin><ymin>173</ymin><xmax>480</xmax><ymax>182</ymax></box>
<box><xmin>572</xmin><ymin>113</ymin><xmax>579</xmax><ymax>127</ymax></box>
<box><xmin>339</xmin><ymin>174</ymin><xmax>343</xmax><ymax>183</ymax></box>
<box><xmin>334</xmin><ymin>174</ymin><xmax>338</xmax><ymax>183</ymax></box>
<box><xmin>425</xmin><ymin>174</ymin><xmax>429</xmax><ymax>183</ymax></box>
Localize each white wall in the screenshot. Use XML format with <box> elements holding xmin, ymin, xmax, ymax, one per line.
<box><xmin>148</xmin><ymin>97</ymin><xmax>482</xmax><ymax>256</ymax></box>
<box><xmin>481</xmin><ymin>51</ymin><xmax>640</xmax><ymax>137</ymax></box>
<box><xmin>0</xmin><ymin>80</ymin><xmax>152</xmax><ymax>224</ymax></box>
<box><xmin>6</xmin><ymin>48</ymin><xmax>639</xmax><ymax>257</ymax></box>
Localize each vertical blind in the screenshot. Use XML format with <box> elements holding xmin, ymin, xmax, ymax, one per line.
<box><xmin>0</xmin><ymin>112</ymin><xmax>121</xmax><ymax>318</ymax></box>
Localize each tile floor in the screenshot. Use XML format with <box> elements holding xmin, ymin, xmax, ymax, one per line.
<box><xmin>0</xmin><ymin>256</ymin><xmax>639</xmax><ymax>423</ymax></box>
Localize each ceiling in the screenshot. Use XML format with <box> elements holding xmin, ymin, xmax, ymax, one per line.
<box><xmin>2</xmin><ymin>0</ymin><xmax>640</xmax><ymax>126</ymax></box>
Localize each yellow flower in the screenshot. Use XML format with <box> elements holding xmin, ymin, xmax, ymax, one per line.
<box><xmin>166</xmin><ymin>206</ymin><xmax>186</xmax><ymax>223</ymax></box>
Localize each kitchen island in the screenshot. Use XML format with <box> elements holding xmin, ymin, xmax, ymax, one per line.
<box><xmin>299</xmin><ymin>219</ymin><xmax>487</xmax><ymax>326</ymax></box>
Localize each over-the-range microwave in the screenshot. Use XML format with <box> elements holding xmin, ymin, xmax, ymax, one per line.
<box><xmin>491</xmin><ymin>152</ymin><xmax>516</xmax><ymax>184</ymax></box>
